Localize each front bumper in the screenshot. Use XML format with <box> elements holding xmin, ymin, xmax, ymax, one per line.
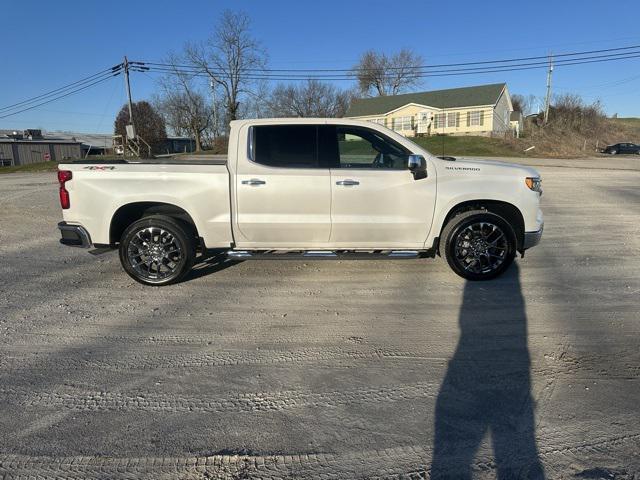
<box><xmin>523</xmin><ymin>224</ymin><xmax>543</xmax><ymax>249</ymax></box>
<box><xmin>58</xmin><ymin>222</ymin><xmax>92</xmax><ymax>248</ymax></box>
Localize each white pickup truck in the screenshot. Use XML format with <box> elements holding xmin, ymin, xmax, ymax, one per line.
<box><xmin>57</xmin><ymin>118</ymin><xmax>543</xmax><ymax>285</ymax></box>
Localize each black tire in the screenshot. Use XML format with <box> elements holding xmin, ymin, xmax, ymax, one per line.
<box><xmin>439</xmin><ymin>210</ymin><xmax>517</xmax><ymax>281</ymax></box>
<box><xmin>610</xmin><ymin>149</ymin><xmax>617</xmax><ymax>155</ymax></box>
<box><xmin>119</xmin><ymin>215</ymin><xmax>196</xmax><ymax>286</ymax></box>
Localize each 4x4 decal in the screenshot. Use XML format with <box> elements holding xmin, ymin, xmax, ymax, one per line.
<box><xmin>83</xmin><ymin>166</ymin><xmax>116</xmax><ymax>170</ymax></box>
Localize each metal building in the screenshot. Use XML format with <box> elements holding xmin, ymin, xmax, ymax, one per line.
<box><xmin>48</xmin><ymin>131</ymin><xmax>115</xmax><ymax>156</ymax></box>
<box><xmin>0</xmin><ymin>129</ymin><xmax>82</xmax><ymax>166</ymax></box>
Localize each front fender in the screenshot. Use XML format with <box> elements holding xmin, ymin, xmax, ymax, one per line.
<box><xmin>426</xmin><ymin>190</ymin><xmax>525</xmax><ymax>249</ymax></box>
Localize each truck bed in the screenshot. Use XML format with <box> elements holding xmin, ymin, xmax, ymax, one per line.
<box><xmin>58</xmin><ymin>157</ymin><xmax>232</xmax><ymax>248</ymax></box>
<box><xmin>70</xmin><ymin>154</ymin><xmax>227</xmax><ymax>166</ymax></box>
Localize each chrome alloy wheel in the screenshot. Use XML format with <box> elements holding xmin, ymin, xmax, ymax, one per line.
<box><xmin>454</xmin><ymin>222</ymin><xmax>508</xmax><ymax>274</ymax></box>
<box><xmin>126</xmin><ymin>227</ymin><xmax>183</xmax><ymax>281</ymax></box>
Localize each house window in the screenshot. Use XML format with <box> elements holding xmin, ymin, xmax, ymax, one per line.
<box><xmin>467</xmin><ymin>110</ymin><xmax>484</xmax><ymax>127</ymax></box>
<box><xmin>368</xmin><ymin>118</ymin><xmax>385</xmax><ymax>126</ymax></box>
<box><xmin>392</xmin><ymin>116</ymin><xmax>413</xmax><ymax>131</ymax></box>
<box><xmin>434</xmin><ymin>113</ymin><xmax>446</xmax><ymax>129</ymax></box>
<box><xmin>447</xmin><ymin>112</ymin><xmax>460</xmax><ymax>128</ymax></box>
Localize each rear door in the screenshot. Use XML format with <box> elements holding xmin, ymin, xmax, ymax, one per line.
<box><xmin>234</xmin><ymin>124</ymin><xmax>332</xmax><ymax>247</ymax></box>
<box><xmin>327</xmin><ymin>125</ymin><xmax>437</xmax><ymax>249</ymax></box>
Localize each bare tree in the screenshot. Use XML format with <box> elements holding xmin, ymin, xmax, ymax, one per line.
<box><xmin>511</xmin><ymin>94</ymin><xmax>539</xmax><ymax>116</ymax></box>
<box><xmin>353</xmin><ymin>49</ymin><xmax>423</xmax><ymax>97</ymax></box>
<box><xmin>239</xmin><ymin>80</ymin><xmax>272</xmax><ymax>119</ymax></box>
<box><xmin>511</xmin><ymin>94</ymin><xmax>525</xmax><ymax>113</ymax></box>
<box><xmin>154</xmin><ymin>54</ymin><xmax>213</xmax><ymax>152</ymax></box>
<box><xmin>185</xmin><ymin>10</ymin><xmax>267</xmax><ymax>132</ymax></box>
<box><xmin>267</xmin><ymin>80</ymin><xmax>353</xmax><ymax>118</ymax></box>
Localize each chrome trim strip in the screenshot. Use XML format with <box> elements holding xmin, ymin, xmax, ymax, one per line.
<box><xmin>227</xmin><ymin>250</ymin><xmax>253</xmax><ymax>259</ymax></box>
<box><xmin>247</xmin><ymin>126</ymin><xmax>255</xmax><ymax>161</ymax></box>
<box><xmin>224</xmin><ymin>250</ymin><xmax>425</xmax><ymax>260</ymax></box>
<box><xmin>388</xmin><ymin>250</ymin><xmax>419</xmax><ymax>258</ymax></box>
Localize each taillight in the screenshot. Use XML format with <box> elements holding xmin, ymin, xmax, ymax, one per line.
<box><xmin>58</xmin><ymin>170</ymin><xmax>72</xmax><ymax>209</ymax></box>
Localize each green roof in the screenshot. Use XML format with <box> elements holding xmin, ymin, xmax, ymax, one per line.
<box><xmin>346</xmin><ymin>83</ymin><xmax>506</xmax><ymax>117</ymax></box>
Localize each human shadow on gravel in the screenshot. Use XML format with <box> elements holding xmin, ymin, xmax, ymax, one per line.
<box><xmin>431</xmin><ymin>264</ymin><xmax>545</xmax><ymax>479</ymax></box>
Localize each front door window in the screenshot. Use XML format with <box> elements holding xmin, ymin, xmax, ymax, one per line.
<box><xmin>336</xmin><ymin>127</ymin><xmax>410</xmax><ymax>169</ymax></box>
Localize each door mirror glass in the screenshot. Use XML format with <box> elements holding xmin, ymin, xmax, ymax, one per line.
<box><xmin>407</xmin><ymin>154</ymin><xmax>427</xmax><ymax>180</ymax></box>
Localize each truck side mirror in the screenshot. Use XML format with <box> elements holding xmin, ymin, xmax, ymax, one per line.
<box><xmin>408</xmin><ymin>155</ymin><xmax>427</xmax><ymax>180</ymax></box>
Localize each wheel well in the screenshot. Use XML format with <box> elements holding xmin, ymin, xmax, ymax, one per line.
<box><xmin>109</xmin><ymin>202</ymin><xmax>199</xmax><ymax>245</ymax></box>
<box><xmin>440</xmin><ymin>200</ymin><xmax>525</xmax><ymax>251</ymax></box>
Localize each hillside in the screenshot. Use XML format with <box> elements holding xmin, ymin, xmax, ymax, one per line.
<box><xmin>415</xmin><ymin>116</ymin><xmax>640</xmax><ymax>159</ymax></box>
<box><xmin>611</xmin><ymin>117</ymin><xmax>640</xmax><ymax>132</ymax></box>
<box><xmin>517</xmin><ymin>117</ymin><xmax>640</xmax><ymax>157</ymax></box>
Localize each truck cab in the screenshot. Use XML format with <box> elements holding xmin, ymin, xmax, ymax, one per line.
<box><xmin>233</xmin><ymin>121</ymin><xmax>436</xmax><ymax>249</ymax></box>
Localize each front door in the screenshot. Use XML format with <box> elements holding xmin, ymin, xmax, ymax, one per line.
<box><xmin>328</xmin><ymin>126</ymin><xmax>437</xmax><ymax>249</ymax></box>
<box><xmin>235</xmin><ymin>125</ymin><xmax>331</xmax><ymax>247</ymax></box>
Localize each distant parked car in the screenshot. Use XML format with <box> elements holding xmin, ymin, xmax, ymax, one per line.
<box><xmin>602</xmin><ymin>142</ymin><xmax>640</xmax><ymax>155</ymax></box>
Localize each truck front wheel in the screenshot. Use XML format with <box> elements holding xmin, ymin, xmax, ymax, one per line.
<box><xmin>119</xmin><ymin>215</ymin><xmax>195</xmax><ymax>286</ymax></box>
<box><xmin>440</xmin><ymin>210</ymin><xmax>516</xmax><ymax>281</ymax></box>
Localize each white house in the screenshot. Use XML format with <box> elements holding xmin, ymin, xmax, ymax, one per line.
<box><xmin>345</xmin><ymin>83</ymin><xmax>514</xmax><ymax>137</ymax></box>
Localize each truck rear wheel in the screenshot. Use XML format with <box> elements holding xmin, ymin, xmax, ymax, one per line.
<box><xmin>119</xmin><ymin>215</ymin><xmax>195</xmax><ymax>286</ymax></box>
<box><xmin>440</xmin><ymin>210</ymin><xmax>516</xmax><ymax>281</ymax></box>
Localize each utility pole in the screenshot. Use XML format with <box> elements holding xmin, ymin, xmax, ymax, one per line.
<box><xmin>543</xmin><ymin>54</ymin><xmax>554</xmax><ymax>125</ymax></box>
<box><xmin>210</xmin><ymin>78</ymin><xmax>218</xmax><ymax>138</ymax></box>
<box><xmin>123</xmin><ymin>56</ymin><xmax>136</xmax><ymax>137</ymax></box>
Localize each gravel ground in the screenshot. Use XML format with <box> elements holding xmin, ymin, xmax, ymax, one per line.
<box><xmin>0</xmin><ymin>158</ymin><xmax>639</xmax><ymax>479</ymax></box>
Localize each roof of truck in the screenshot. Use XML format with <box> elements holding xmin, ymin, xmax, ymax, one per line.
<box><xmin>230</xmin><ymin>118</ymin><xmax>378</xmax><ymax>127</ymax></box>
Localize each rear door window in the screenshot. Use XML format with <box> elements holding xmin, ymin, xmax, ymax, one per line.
<box><xmin>253</xmin><ymin>125</ymin><xmax>318</xmax><ymax>168</ymax></box>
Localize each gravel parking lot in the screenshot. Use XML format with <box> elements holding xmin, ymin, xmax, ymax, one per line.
<box><xmin>0</xmin><ymin>157</ymin><xmax>639</xmax><ymax>479</ymax></box>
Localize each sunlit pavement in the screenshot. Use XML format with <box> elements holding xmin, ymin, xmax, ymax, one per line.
<box><xmin>0</xmin><ymin>159</ymin><xmax>638</xmax><ymax>479</ymax></box>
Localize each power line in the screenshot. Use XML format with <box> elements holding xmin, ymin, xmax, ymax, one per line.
<box><xmin>556</xmin><ymin>73</ymin><xmax>640</xmax><ymax>91</ymax></box>
<box><xmin>95</xmin><ymin>74</ymin><xmax>121</xmax><ymax>133</ymax></box>
<box><xmin>0</xmin><ymin>65</ymin><xmax>122</xmax><ymax>113</ymax></box>
<box><xmin>136</xmin><ymin>51</ymin><xmax>640</xmax><ymax>81</ymax></box>
<box><xmin>0</xmin><ymin>74</ymin><xmax>120</xmax><ymax>119</ymax></box>
<box><xmin>135</xmin><ymin>43</ymin><xmax>640</xmax><ymax>74</ymax></box>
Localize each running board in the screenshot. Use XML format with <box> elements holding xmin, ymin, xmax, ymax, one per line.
<box><xmin>226</xmin><ymin>250</ymin><xmax>426</xmax><ymax>260</ymax></box>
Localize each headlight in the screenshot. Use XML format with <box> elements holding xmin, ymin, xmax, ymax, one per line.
<box><xmin>525</xmin><ymin>176</ymin><xmax>542</xmax><ymax>194</ymax></box>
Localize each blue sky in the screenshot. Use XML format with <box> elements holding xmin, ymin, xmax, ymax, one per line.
<box><xmin>2</xmin><ymin>0</ymin><xmax>640</xmax><ymax>133</ymax></box>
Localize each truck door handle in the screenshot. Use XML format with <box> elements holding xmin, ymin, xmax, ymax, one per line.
<box><xmin>241</xmin><ymin>179</ymin><xmax>266</xmax><ymax>186</ymax></box>
<box><xmin>336</xmin><ymin>179</ymin><xmax>359</xmax><ymax>186</ymax></box>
